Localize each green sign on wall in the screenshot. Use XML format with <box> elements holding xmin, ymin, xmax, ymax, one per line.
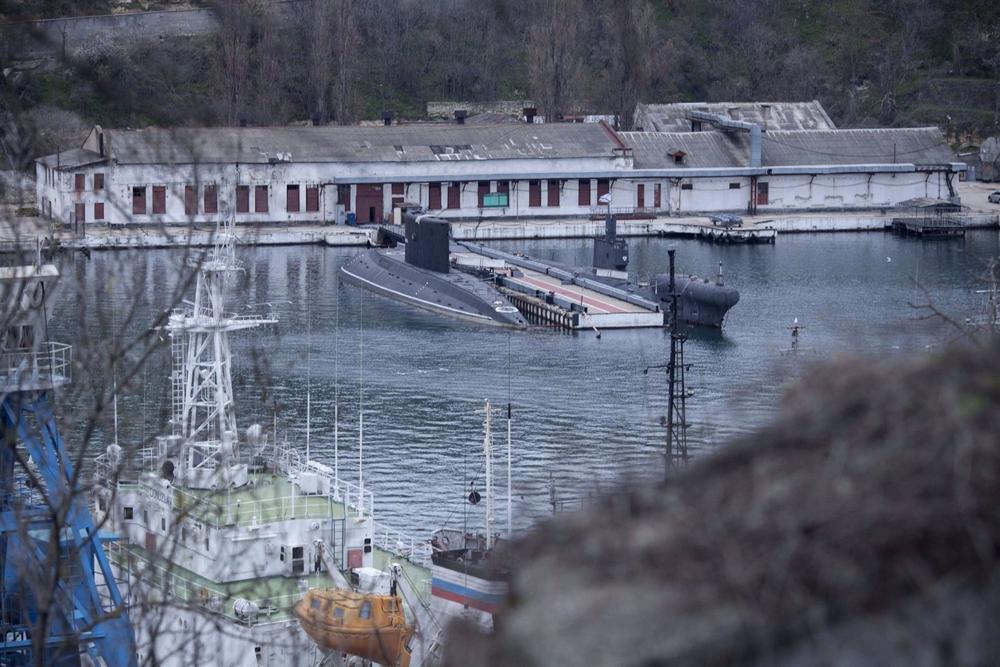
<box><xmin>483</xmin><ymin>193</ymin><xmax>509</xmax><ymax>208</ymax></box>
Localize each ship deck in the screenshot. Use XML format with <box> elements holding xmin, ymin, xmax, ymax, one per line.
<box><xmin>109</xmin><ymin>540</ymin><xmax>431</xmax><ymax>628</ymax></box>
<box><xmin>111</xmin><ymin>472</ymin><xmax>432</xmax><ymax>627</ymax></box>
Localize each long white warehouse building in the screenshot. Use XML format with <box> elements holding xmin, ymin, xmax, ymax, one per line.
<box><xmin>35</xmin><ymin>113</ymin><xmax>963</xmax><ymax>228</ymax></box>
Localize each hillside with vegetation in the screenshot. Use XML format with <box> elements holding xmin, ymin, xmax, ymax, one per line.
<box><xmin>2</xmin><ymin>0</ymin><xmax>999</xmax><ymax>161</ymax></box>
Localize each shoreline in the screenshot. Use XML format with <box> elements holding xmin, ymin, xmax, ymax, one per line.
<box><xmin>2</xmin><ymin>211</ymin><xmax>997</xmax><ymax>252</ymax></box>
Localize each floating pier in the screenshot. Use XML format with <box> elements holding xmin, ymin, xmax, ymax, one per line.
<box><xmin>890</xmin><ymin>218</ymin><xmax>965</xmax><ymax>238</ymax></box>
<box><xmin>693</xmin><ymin>227</ymin><xmax>777</xmax><ymax>244</ymax></box>
<box><xmin>458</xmin><ymin>243</ymin><xmax>665</xmax><ymax>331</ymax></box>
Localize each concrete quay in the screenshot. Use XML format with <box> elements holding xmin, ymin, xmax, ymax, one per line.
<box><xmin>0</xmin><ymin>207</ymin><xmax>996</xmax><ymax>254</ymax></box>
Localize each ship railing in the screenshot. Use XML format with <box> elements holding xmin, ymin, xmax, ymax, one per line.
<box><xmin>273</xmin><ymin>444</ymin><xmax>376</xmax><ymax>520</ymax></box>
<box><xmin>372</xmin><ymin>521</ymin><xmax>433</xmax><ymax>567</ymax></box>
<box><xmin>93</xmin><ymin>447</ymin><xmax>157</xmax><ymax>486</ymax></box>
<box><xmin>106</xmin><ymin>541</ymin><xmax>300</xmax><ymax>626</ymax></box>
<box><xmin>170</xmin><ymin>485</ymin><xmax>359</xmax><ymax>530</ymax></box>
<box><xmin>0</xmin><ymin>342</ymin><xmax>72</xmax><ymax>390</ymax></box>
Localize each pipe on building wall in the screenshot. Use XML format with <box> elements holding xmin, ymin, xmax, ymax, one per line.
<box><xmin>750</xmin><ymin>125</ymin><xmax>762</xmax><ymax>168</ymax></box>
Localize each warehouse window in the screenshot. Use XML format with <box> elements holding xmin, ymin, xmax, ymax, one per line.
<box><xmin>132</xmin><ymin>186</ymin><xmax>147</xmax><ymax>214</ymax></box>
<box><xmin>729</xmin><ymin>182</ymin><xmax>741</xmax><ymax>189</ymax></box>
<box><xmin>204</xmin><ymin>184</ymin><xmax>218</xmax><ymax>214</ymax></box>
<box><xmin>74</xmin><ymin>173</ymin><xmax>85</xmax><ymax>192</ymax></box>
<box><xmin>287</xmin><ymin>184</ymin><xmax>300</xmax><ymax>212</ymax></box>
<box><xmin>184</xmin><ymin>185</ymin><xmax>197</xmax><ymax>215</ymax></box>
<box><xmin>681</xmin><ymin>183</ymin><xmax>693</xmax><ymax>190</ymax></box>
<box><xmin>152</xmin><ymin>186</ymin><xmax>166</xmax><ymax>214</ymax></box>
<box><xmin>255</xmin><ymin>185</ymin><xmax>268</xmax><ymax>213</ymax></box>
<box><xmin>94</xmin><ymin>202</ymin><xmax>104</xmax><ymax>220</ymax></box>
<box><xmin>94</xmin><ymin>173</ymin><xmax>105</xmax><ymax>191</ymax></box>
<box><xmin>124</xmin><ymin>506</ymin><xmax>133</xmax><ymax>520</ymax></box>
<box><xmin>305</xmin><ymin>186</ymin><xmax>319</xmax><ymax>212</ymax></box>
<box><xmin>236</xmin><ymin>186</ymin><xmax>249</xmax><ymax>213</ymax></box>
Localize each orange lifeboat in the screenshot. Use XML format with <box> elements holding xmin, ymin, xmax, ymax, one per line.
<box><xmin>295</xmin><ymin>588</ymin><xmax>414</xmax><ymax>667</ymax></box>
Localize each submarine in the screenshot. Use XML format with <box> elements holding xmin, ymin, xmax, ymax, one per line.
<box><xmin>589</xmin><ymin>215</ymin><xmax>740</xmax><ymax>328</ymax></box>
<box><xmin>338</xmin><ymin>212</ymin><xmax>527</xmax><ymax>328</ymax></box>
<box><xmin>464</xmin><ymin>215</ymin><xmax>740</xmax><ymax>329</ymax></box>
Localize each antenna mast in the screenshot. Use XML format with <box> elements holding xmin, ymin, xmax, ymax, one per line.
<box><xmin>483</xmin><ymin>399</ymin><xmax>494</xmax><ymax>550</ymax></box>
<box><xmin>358</xmin><ymin>287</ymin><xmax>364</xmax><ymax>518</ymax></box>
<box><xmin>507</xmin><ymin>332</ymin><xmax>512</xmax><ymax>539</ymax></box>
<box><xmin>665</xmin><ymin>248</ymin><xmax>688</xmax><ymax>476</ymax></box>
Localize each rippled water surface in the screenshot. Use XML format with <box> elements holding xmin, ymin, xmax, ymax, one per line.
<box><xmin>49</xmin><ymin>230</ymin><xmax>1000</xmax><ymax>538</ymax></box>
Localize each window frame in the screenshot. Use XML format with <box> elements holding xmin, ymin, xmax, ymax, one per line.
<box><xmin>255</xmin><ymin>185</ymin><xmax>269</xmax><ymax>213</ymax></box>
<box><xmin>236</xmin><ymin>186</ymin><xmax>250</xmax><ymax>214</ymax></box>
<box><xmin>286</xmin><ymin>184</ymin><xmax>300</xmax><ymax>213</ymax></box>
<box><xmin>152</xmin><ymin>185</ymin><xmax>166</xmax><ymax>214</ymax></box>
<box><xmin>132</xmin><ymin>186</ymin><xmax>147</xmax><ymax>215</ymax></box>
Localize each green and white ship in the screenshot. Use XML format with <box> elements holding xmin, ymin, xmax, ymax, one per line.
<box><xmin>92</xmin><ymin>224</ymin><xmax>432</xmax><ymax>666</ymax></box>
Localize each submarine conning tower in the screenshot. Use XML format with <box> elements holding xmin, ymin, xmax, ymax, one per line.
<box><xmin>404</xmin><ymin>212</ymin><xmax>451</xmax><ymax>273</ymax></box>
<box><xmin>593</xmin><ymin>214</ymin><xmax>629</xmax><ymax>272</ymax></box>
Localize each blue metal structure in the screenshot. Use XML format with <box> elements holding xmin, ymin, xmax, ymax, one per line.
<box><xmin>0</xmin><ymin>265</ymin><xmax>136</xmax><ymax>666</ymax></box>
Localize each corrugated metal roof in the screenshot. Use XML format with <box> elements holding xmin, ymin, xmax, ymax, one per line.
<box><xmin>634</xmin><ymin>101</ymin><xmax>836</xmax><ymax>132</ymax></box>
<box><xmin>763</xmin><ymin>128</ymin><xmax>955</xmax><ymax>166</ymax></box>
<box><xmin>105</xmin><ymin>123</ymin><xmax>617</xmax><ymax>165</ymax></box>
<box><xmin>37</xmin><ymin>148</ymin><xmax>107</xmax><ymax>170</ymax></box>
<box><xmin>620</xmin><ymin>131</ymin><xmax>746</xmax><ymax>168</ymax></box>
<box><xmin>620</xmin><ymin>128</ymin><xmax>955</xmax><ymax>169</ymax></box>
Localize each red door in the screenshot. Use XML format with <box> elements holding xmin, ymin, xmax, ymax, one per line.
<box><xmin>654</xmin><ymin>183</ymin><xmax>662</xmax><ymax>208</ymax></box>
<box><xmin>447</xmin><ymin>182</ymin><xmax>461</xmax><ymax>209</ymax></box>
<box><xmin>75</xmin><ymin>203</ymin><xmax>85</xmax><ymax>223</ymax></box>
<box><xmin>478</xmin><ymin>181</ymin><xmax>490</xmax><ymax>207</ymax></box>
<box><xmin>756</xmin><ymin>182</ymin><xmax>769</xmax><ymax>206</ymax></box>
<box><xmin>597</xmin><ymin>179</ymin><xmax>610</xmax><ymax>200</ymax></box>
<box><xmin>356</xmin><ymin>184</ymin><xmax>384</xmax><ymax>223</ymax></box>
<box><xmin>578</xmin><ymin>179</ymin><xmax>591</xmax><ymax>206</ymax></box>
<box><xmin>547</xmin><ymin>180</ymin><xmax>560</xmax><ymax>207</ymax></box>
<box><xmin>636</xmin><ymin>183</ymin><xmax>645</xmax><ymax>208</ymax></box>
<box><xmin>529</xmin><ymin>180</ymin><xmax>541</xmax><ymax>207</ymax></box>
<box><xmin>429</xmin><ymin>182</ymin><xmax>441</xmax><ymax>209</ymax></box>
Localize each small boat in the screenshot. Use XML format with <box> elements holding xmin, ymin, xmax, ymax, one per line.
<box><xmin>295</xmin><ymin>588</ymin><xmax>415</xmax><ymax>667</ymax></box>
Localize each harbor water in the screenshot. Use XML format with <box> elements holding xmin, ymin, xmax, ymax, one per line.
<box><xmin>52</xmin><ymin>229</ymin><xmax>1000</xmax><ymax>539</ymax></box>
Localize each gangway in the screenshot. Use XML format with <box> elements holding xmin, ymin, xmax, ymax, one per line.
<box><xmin>0</xmin><ymin>263</ymin><xmax>136</xmax><ymax>666</ymax></box>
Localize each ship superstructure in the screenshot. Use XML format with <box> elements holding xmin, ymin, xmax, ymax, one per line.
<box><xmin>93</xmin><ymin>222</ymin><xmax>431</xmax><ymax>666</ymax></box>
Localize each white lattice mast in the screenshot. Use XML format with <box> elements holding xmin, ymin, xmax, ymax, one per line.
<box><xmin>167</xmin><ymin>217</ymin><xmax>275</xmax><ymax>489</ymax></box>
<box><xmin>483</xmin><ymin>399</ymin><xmax>494</xmax><ymax>550</ymax></box>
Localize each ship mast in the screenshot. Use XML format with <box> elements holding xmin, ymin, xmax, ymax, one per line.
<box><xmin>168</xmin><ymin>216</ymin><xmax>275</xmax><ymax>489</ymax></box>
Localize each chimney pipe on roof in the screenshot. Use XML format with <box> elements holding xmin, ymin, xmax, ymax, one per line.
<box><xmin>98</xmin><ymin>132</ymin><xmax>104</xmax><ymax>157</ymax></box>
<box><xmin>382</xmin><ymin>111</ymin><xmax>393</xmax><ymax>126</ymax></box>
<box><xmin>454</xmin><ymin>109</ymin><xmax>467</xmax><ymax>125</ymax></box>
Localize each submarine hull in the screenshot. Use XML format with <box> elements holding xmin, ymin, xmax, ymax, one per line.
<box><xmin>339</xmin><ymin>249</ymin><xmax>527</xmax><ymax>328</ymax></box>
